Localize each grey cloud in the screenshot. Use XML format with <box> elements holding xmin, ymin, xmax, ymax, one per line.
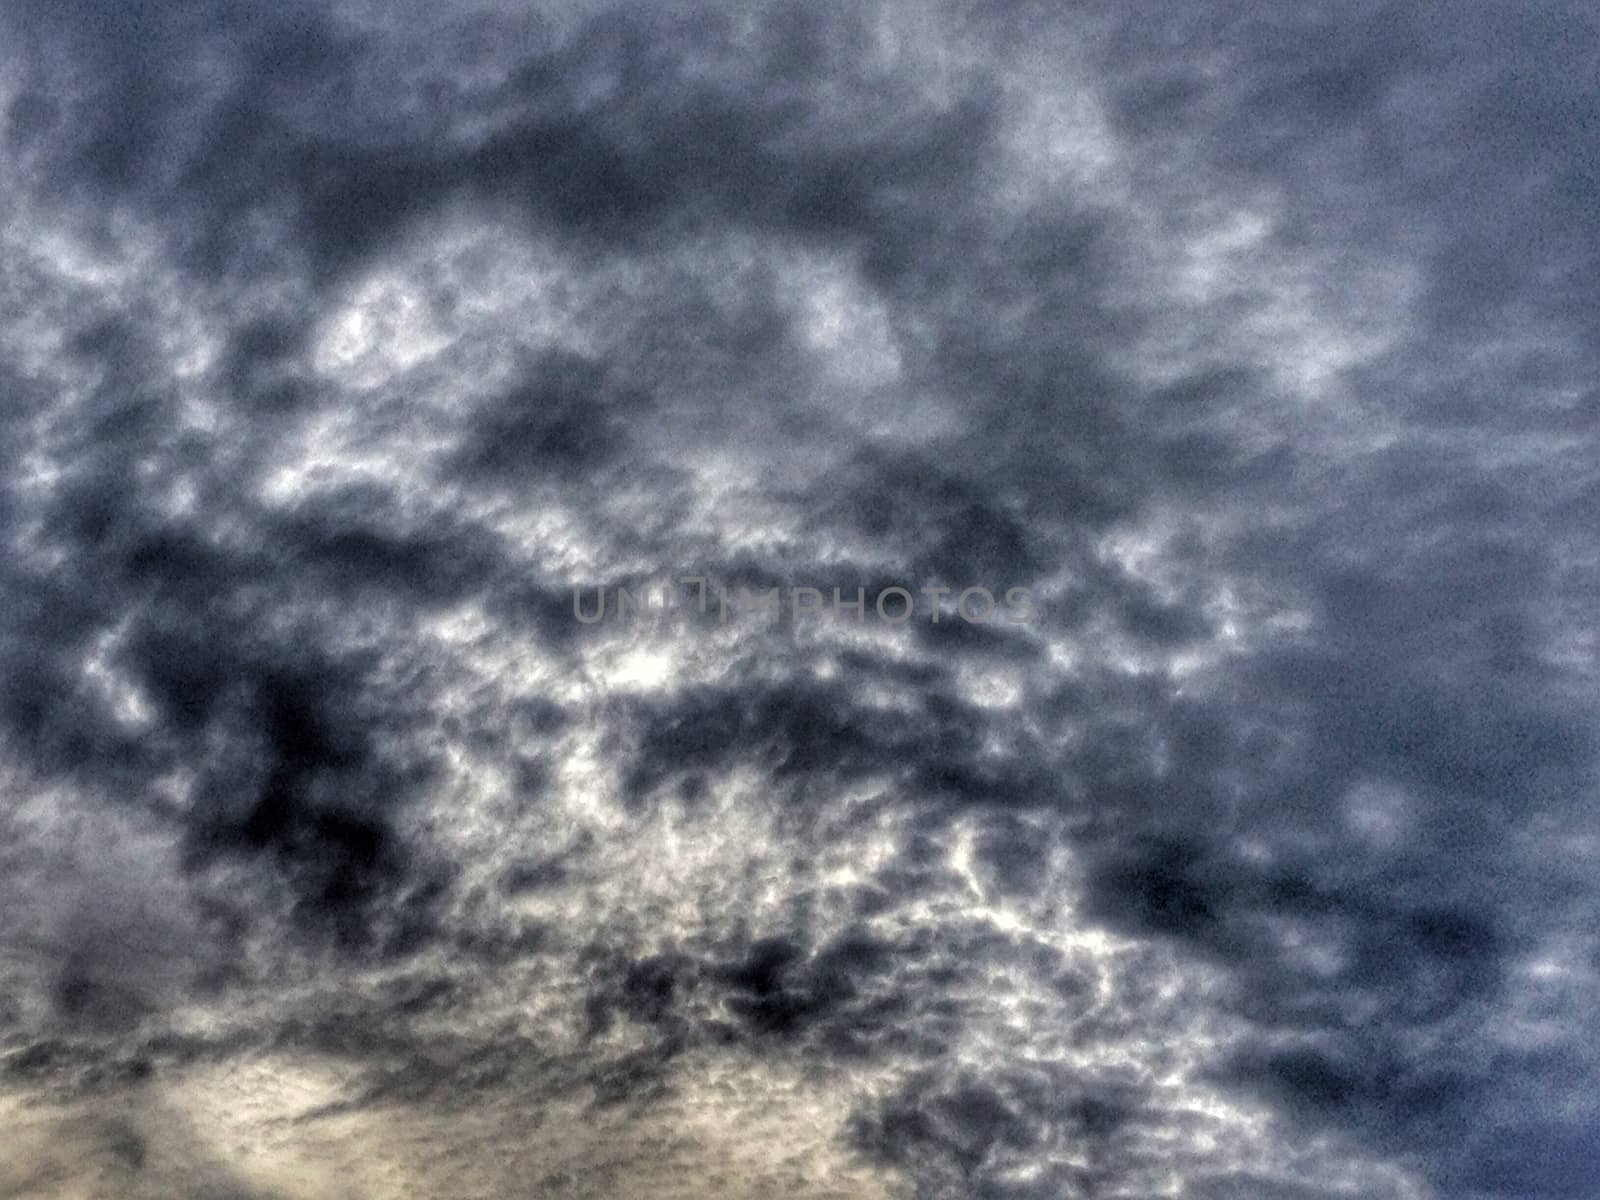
<box><xmin>1</xmin><ymin>0</ymin><xmax>1596</xmax><ymax>1197</ymax></box>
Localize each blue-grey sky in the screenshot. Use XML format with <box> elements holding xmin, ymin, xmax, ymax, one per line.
<box><xmin>1</xmin><ymin>2</ymin><xmax>1596</xmax><ymax>1197</ymax></box>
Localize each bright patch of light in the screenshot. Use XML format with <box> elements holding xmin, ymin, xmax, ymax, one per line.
<box><xmin>313</xmin><ymin>271</ymin><xmax>451</xmax><ymax>387</ymax></box>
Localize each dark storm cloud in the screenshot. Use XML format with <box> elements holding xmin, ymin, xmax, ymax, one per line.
<box><xmin>4</xmin><ymin>0</ymin><xmax>1001</xmax><ymax>286</ymax></box>
<box><xmin>448</xmin><ymin>348</ymin><xmax>650</xmax><ymax>483</ymax></box>
<box><xmin>1</xmin><ymin>0</ymin><xmax>1596</xmax><ymax>1197</ymax></box>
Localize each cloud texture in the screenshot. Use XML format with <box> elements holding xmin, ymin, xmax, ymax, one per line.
<box><xmin>1</xmin><ymin>1</ymin><xmax>1597</xmax><ymax>1197</ymax></box>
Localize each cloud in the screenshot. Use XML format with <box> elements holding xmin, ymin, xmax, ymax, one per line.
<box><xmin>1</xmin><ymin>0</ymin><xmax>1596</xmax><ymax>1197</ymax></box>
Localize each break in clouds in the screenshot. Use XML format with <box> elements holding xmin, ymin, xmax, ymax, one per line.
<box><xmin>0</xmin><ymin>1</ymin><xmax>1596</xmax><ymax>1198</ymax></box>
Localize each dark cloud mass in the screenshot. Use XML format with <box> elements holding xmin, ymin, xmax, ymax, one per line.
<box><xmin>0</xmin><ymin>0</ymin><xmax>1596</xmax><ymax>1196</ymax></box>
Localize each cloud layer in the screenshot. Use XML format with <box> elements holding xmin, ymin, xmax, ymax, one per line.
<box><xmin>1</xmin><ymin>1</ymin><xmax>1596</xmax><ymax>1197</ymax></box>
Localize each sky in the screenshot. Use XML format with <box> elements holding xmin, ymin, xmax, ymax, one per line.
<box><xmin>0</xmin><ymin>1</ymin><xmax>1596</xmax><ymax>1197</ymax></box>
